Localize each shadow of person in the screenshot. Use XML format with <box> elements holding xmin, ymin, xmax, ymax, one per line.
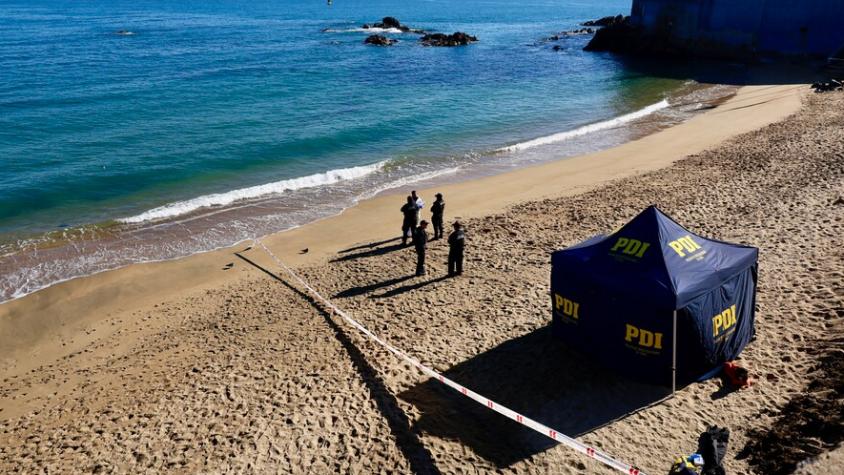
<box><xmin>370</xmin><ymin>275</ymin><xmax>450</xmax><ymax>299</ymax></box>
<box><xmin>334</xmin><ymin>275</ymin><xmax>415</xmax><ymax>298</ymax></box>
<box><xmin>398</xmin><ymin>326</ymin><xmax>669</xmax><ymax>468</ymax></box>
<box><xmin>331</xmin><ymin>242</ymin><xmax>408</xmax><ymax>262</ymax></box>
<box><xmin>339</xmin><ymin>237</ymin><xmax>402</xmax><ymax>254</ymax></box>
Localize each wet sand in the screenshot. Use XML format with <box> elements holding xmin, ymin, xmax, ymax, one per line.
<box><xmin>3</xmin><ymin>84</ymin><xmax>841</xmax><ymax>474</ymax></box>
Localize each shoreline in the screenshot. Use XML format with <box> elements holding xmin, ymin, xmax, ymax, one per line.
<box><xmin>0</xmin><ymin>84</ymin><xmax>804</xmax><ymax>385</ymax></box>
<box><xmin>0</xmin><ymin>82</ymin><xmax>732</xmax><ymax>304</ymax></box>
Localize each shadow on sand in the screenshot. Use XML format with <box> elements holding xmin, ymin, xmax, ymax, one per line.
<box><xmin>399</xmin><ymin>326</ymin><xmax>669</xmax><ymax>468</ymax></box>
<box><xmin>334</xmin><ymin>275</ymin><xmax>415</xmax><ymax>299</ymax></box>
<box><xmin>370</xmin><ymin>275</ymin><xmax>450</xmax><ymax>299</ymax></box>
<box><xmin>339</xmin><ymin>237</ymin><xmax>402</xmax><ymax>254</ymax></box>
<box><xmin>331</xmin><ymin>242</ymin><xmax>408</xmax><ymax>262</ymax></box>
<box><xmin>235</xmin><ymin>251</ymin><xmax>441</xmax><ymax>474</ymax></box>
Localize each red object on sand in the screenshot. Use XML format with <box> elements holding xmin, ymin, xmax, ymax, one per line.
<box><xmin>724</xmin><ymin>361</ymin><xmax>753</xmax><ymax>389</ymax></box>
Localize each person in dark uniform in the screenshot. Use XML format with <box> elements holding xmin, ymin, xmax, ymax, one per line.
<box><xmin>400</xmin><ymin>195</ymin><xmax>418</xmax><ymax>246</ymax></box>
<box><xmin>430</xmin><ymin>193</ymin><xmax>445</xmax><ymax>240</ymax></box>
<box><xmin>413</xmin><ymin>220</ymin><xmax>429</xmax><ymax>276</ymax></box>
<box><xmin>448</xmin><ymin>221</ymin><xmax>465</xmax><ymax>276</ymax></box>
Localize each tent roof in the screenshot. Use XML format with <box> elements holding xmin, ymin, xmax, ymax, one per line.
<box><xmin>552</xmin><ymin>206</ymin><xmax>758</xmax><ymax>309</ymax></box>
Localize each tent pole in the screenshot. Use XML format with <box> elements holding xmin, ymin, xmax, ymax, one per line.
<box><xmin>672</xmin><ymin>309</ymin><xmax>677</xmax><ymax>396</ymax></box>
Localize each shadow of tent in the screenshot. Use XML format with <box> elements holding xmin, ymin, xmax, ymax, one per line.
<box><xmin>398</xmin><ymin>326</ymin><xmax>669</xmax><ymax>468</ymax></box>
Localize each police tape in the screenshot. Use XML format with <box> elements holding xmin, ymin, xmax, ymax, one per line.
<box><xmin>252</xmin><ymin>239</ymin><xmax>646</xmax><ymax>475</ymax></box>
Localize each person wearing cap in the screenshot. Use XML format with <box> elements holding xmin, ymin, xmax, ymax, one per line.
<box><xmin>413</xmin><ymin>220</ymin><xmax>429</xmax><ymax>276</ymax></box>
<box><xmin>400</xmin><ymin>195</ymin><xmax>418</xmax><ymax>246</ymax></box>
<box><xmin>430</xmin><ymin>193</ymin><xmax>445</xmax><ymax>240</ymax></box>
<box><xmin>448</xmin><ymin>221</ymin><xmax>465</xmax><ymax>276</ymax></box>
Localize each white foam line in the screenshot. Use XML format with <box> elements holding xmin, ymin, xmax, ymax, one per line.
<box><xmin>120</xmin><ymin>161</ymin><xmax>388</xmax><ymax>224</ymax></box>
<box><xmin>324</xmin><ymin>27</ymin><xmax>406</xmax><ymax>34</ymax></box>
<box><xmin>358</xmin><ymin>166</ymin><xmax>461</xmax><ymax>200</ymax></box>
<box><xmin>498</xmin><ymin>99</ymin><xmax>671</xmax><ymax>152</ymax></box>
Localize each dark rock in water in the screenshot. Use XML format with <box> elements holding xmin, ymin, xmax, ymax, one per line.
<box><xmin>552</xmin><ymin>45</ymin><xmax>562</xmax><ymax>52</ymax></box>
<box><xmin>582</xmin><ymin>15</ymin><xmax>625</xmax><ymax>27</ymax></box>
<box><xmin>380</xmin><ymin>17</ymin><xmax>401</xmax><ymax>29</ymax></box>
<box><xmin>541</xmin><ymin>28</ymin><xmax>594</xmax><ymax>44</ymax></box>
<box><xmin>420</xmin><ymin>32</ymin><xmax>478</xmax><ymax>47</ymax></box>
<box><xmin>364</xmin><ymin>35</ymin><xmax>397</xmax><ymax>46</ymax></box>
<box><xmin>362</xmin><ymin>17</ymin><xmax>426</xmax><ymax>34</ymax></box>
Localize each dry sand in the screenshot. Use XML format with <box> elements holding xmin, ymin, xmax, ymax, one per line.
<box><xmin>2</xmin><ymin>85</ymin><xmax>842</xmax><ymax>474</ymax></box>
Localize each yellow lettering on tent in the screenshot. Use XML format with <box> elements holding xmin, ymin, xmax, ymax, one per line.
<box><xmin>625</xmin><ymin>324</ymin><xmax>664</xmax><ymax>350</ymax></box>
<box><xmin>611</xmin><ymin>237</ymin><xmax>629</xmax><ymax>252</ymax></box>
<box><xmin>668</xmin><ymin>235</ymin><xmax>702</xmax><ymax>258</ymax></box>
<box><xmin>713</xmin><ymin>304</ymin><xmax>737</xmax><ymax>337</ymax></box>
<box><xmin>611</xmin><ymin>238</ymin><xmax>651</xmax><ymax>258</ymax></box>
<box><xmin>554</xmin><ymin>294</ymin><xmax>580</xmax><ymax>319</ymax></box>
<box><xmin>654</xmin><ymin>332</ymin><xmax>663</xmax><ymax>350</ymax></box>
<box><xmin>625</xmin><ymin>324</ymin><xmax>639</xmax><ymax>342</ymax></box>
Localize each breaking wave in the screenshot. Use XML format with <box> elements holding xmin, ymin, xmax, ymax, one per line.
<box><xmin>498</xmin><ymin>99</ymin><xmax>671</xmax><ymax>152</ymax></box>
<box><xmin>323</xmin><ymin>27</ymin><xmax>405</xmax><ymax>34</ymax></box>
<box><xmin>120</xmin><ymin>161</ymin><xmax>387</xmax><ymax>224</ymax></box>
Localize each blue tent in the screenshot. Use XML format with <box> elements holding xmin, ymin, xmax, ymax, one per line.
<box><xmin>551</xmin><ymin>206</ymin><xmax>757</xmax><ymax>390</ymax></box>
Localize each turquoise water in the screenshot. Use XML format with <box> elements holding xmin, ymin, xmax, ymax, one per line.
<box><xmin>0</xmin><ymin>0</ymin><xmax>728</xmax><ymax>301</ymax></box>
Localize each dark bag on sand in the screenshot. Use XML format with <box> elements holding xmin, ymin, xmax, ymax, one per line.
<box><xmin>698</xmin><ymin>426</ymin><xmax>729</xmax><ymax>475</ymax></box>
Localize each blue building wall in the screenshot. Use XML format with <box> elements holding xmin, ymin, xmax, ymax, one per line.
<box><xmin>630</xmin><ymin>0</ymin><xmax>844</xmax><ymax>57</ymax></box>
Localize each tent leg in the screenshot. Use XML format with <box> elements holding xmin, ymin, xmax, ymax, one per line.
<box><xmin>672</xmin><ymin>309</ymin><xmax>677</xmax><ymax>396</ymax></box>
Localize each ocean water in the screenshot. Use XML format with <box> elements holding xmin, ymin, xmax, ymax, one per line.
<box><xmin>0</xmin><ymin>0</ymin><xmax>734</xmax><ymax>301</ymax></box>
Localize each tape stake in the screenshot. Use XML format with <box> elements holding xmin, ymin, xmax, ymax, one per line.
<box><xmin>252</xmin><ymin>239</ymin><xmax>647</xmax><ymax>475</ymax></box>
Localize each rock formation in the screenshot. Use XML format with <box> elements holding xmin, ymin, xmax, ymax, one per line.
<box><xmin>364</xmin><ymin>35</ymin><xmax>397</xmax><ymax>46</ymax></box>
<box><xmin>419</xmin><ymin>32</ymin><xmax>478</xmax><ymax>47</ymax></box>
<box><xmin>362</xmin><ymin>17</ymin><xmax>426</xmax><ymax>34</ymax></box>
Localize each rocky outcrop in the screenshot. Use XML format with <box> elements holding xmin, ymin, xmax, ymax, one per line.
<box><xmin>582</xmin><ymin>15</ymin><xmax>625</xmax><ymax>27</ymax></box>
<box><xmin>542</xmin><ymin>28</ymin><xmax>594</xmax><ymax>43</ymax></box>
<box><xmin>583</xmin><ymin>16</ymin><xmax>638</xmax><ymax>52</ymax></box>
<box><xmin>364</xmin><ymin>35</ymin><xmax>397</xmax><ymax>46</ymax></box>
<box><xmin>419</xmin><ymin>32</ymin><xmax>477</xmax><ymax>47</ymax></box>
<box><xmin>583</xmin><ymin>13</ymin><xmax>753</xmax><ymax>60</ymax></box>
<box><xmin>362</xmin><ymin>17</ymin><xmax>426</xmax><ymax>34</ymax></box>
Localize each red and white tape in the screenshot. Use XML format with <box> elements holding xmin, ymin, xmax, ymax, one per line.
<box><xmin>253</xmin><ymin>239</ymin><xmax>645</xmax><ymax>475</ymax></box>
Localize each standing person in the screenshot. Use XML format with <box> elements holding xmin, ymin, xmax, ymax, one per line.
<box><xmin>430</xmin><ymin>193</ymin><xmax>445</xmax><ymax>240</ymax></box>
<box><xmin>400</xmin><ymin>196</ymin><xmax>418</xmax><ymax>246</ymax></box>
<box><xmin>411</xmin><ymin>190</ymin><xmax>424</xmax><ymax>217</ymax></box>
<box><xmin>413</xmin><ymin>220</ymin><xmax>429</xmax><ymax>276</ymax></box>
<box><xmin>448</xmin><ymin>221</ymin><xmax>465</xmax><ymax>277</ymax></box>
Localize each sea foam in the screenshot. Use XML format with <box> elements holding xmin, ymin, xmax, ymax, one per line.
<box><xmin>120</xmin><ymin>161</ymin><xmax>387</xmax><ymax>224</ymax></box>
<box><xmin>498</xmin><ymin>99</ymin><xmax>671</xmax><ymax>152</ymax></box>
<box><xmin>323</xmin><ymin>27</ymin><xmax>405</xmax><ymax>34</ymax></box>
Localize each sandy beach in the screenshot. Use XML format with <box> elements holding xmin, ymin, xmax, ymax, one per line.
<box><xmin>2</xmin><ymin>84</ymin><xmax>842</xmax><ymax>474</ymax></box>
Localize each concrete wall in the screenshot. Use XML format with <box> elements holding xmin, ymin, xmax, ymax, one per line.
<box><xmin>629</xmin><ymin>0</ymin><xmax>844</xmax><ymax>57</ymax></box>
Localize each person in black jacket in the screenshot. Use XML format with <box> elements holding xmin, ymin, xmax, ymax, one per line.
<box><xmin>400</xmin><ymin>195</ymin><xmax>418</xmax><ymax>246</ymax></box>
<box><xmin>448</xmin><ymin>221</ymin><xmax>465</xmax><ymax>276</ymax></box>
<box><xmin>413</xmin><ymin>220</ymin><xmax>429</xmax><ymax>276</ymax></box>
<box><xmin>430</xmin><ymin>193</ymin><xmax>445</xmax><ymax>240</ymax></box>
